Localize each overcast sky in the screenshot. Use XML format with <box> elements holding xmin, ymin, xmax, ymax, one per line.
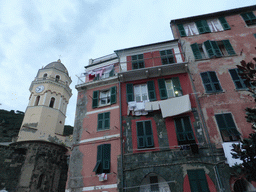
<box><xmin>0</xmin><ymin>0</ymin><xmax>255</xmax><ymax>126</ymax></box>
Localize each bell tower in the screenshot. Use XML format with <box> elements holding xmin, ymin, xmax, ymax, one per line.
<box><xmin>17</xmin><ymin>59</ymin><xmax>72</xmax><ymax>143</ymax></box>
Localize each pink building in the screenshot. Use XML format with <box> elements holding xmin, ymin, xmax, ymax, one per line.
<box><xmin>171</xmin><ymin>5</ymin><xmax>256</xmax><ymax>191</ymax></box>
<box><xmin>66</xmin><ymin>54</ymin><xmax>121</xmax><ymax>192</ymax></box>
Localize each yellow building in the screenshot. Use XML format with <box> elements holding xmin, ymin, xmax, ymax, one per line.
<box><xmin>18</xmin><ymin>59</ymin><xmax>72</xmax><ymax>143</ymax></box>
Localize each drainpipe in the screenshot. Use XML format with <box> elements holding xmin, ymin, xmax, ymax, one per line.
<box><xmin>186</xmin><ymin>65</ymin><xmax>224</xmax><ymax>191</ymax></box>
<box><xmin>117</xmin><ymin>53</ymin><xmax>124</xmax><ymax>192</ymax></box>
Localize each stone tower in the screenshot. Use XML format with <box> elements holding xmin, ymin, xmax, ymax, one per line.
<box><xmin>13</xmin><ymin>60</ymin><xmax>72</xmax><ymax>192</ymax></box>
<box><xmin>18</xmin><ymin>59</ymin><xmax>72</xmax><ymax>143</ymax></box>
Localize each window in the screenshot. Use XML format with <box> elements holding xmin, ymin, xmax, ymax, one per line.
<box><xmin>200</xmin><ymin>71</ymin><xmax>222</xmax><ymax>93</ymax></box>
<box><xmin>187</xmin><ymin>169</ymin><xmax>210</xmax><ymax>192</ymax></box>
<box><xmin>191</xmin><ymin>40</ymin><xmax>235</xmax><ymax>60</ymax></box>
<box><xmin>37</xmin><ymin>174</ymin><xmax>45</xmax><ymax>189</ymax></box>
<box><xmin>97</xmin><ymin>112</ymin><xmax>110</xmax><ymax>131</ymax></box>
<box><xmin>126</xmin><ymin>81</ymin><xmax>156</xmax><ymax>102</ymax></box>
<box><xmin>99</xmin><ymin>90</ymin><xmax>111</xmax><ymax>106</ymax></box>
<box><xmin>229</xmin><ymin>68</ymin><xmax>250</xmax><ymax>89</ymax></box>
<box><xmin>55</xmin><ymin>75</ymin><xmax>60</xmax><ymax>82</ymax></box>
<box><xmin>254</xmin><ymin>34</ymin><xmax>256</xmax><ymax>39</ymax></box>
<box><xmin>35</xmin><ymin>96</ymin><xmax>40</xmax><ymax>106</ymax></box>
<box><xmin>174</xmin><ymin>116</ymin><xmax>195</xmax><ymax>145</ymax></box>
<box><xmin>132</xmin><ymin>54</ymin><xmax>144</xmax><ymax>69</ymax></box>
<box><xmin>195</xmin><ymin>20</ymin><xmax>211</xmax><ymax>34</ymax></box>
<box><xmin>49</xmin><ymin>97</ymin><xmax>55</xmax><ymax>108</ymax></box>
<box><xmin>241</xmin><ymin>12</ymin><xmax>256</xmax><ymax>26</ymax></box>
<box><xmin>43</xmin><ymin>73</ymin><xmax>47</xmax><ymax>80</ymax></box>
<box><xmin>93</xmin><ymin>144</ymin><xmax>111</xmax><ymax>174</ymax></box>
<box><xmin>178</xmin><ymin>17</ymin><xmax>230</xmax><ymax>37</ymax></box>
<box><xmin>150</xmin><ymin>176</ymin><xmax>159</xmax><ymax>191</ymax></box>
<box><xmin>158</xmin><ymin>77</ymin><xmax>182</xmax><ymax>100</ymax></box>
<box><xmin>160</xmin><ymin>49</ymin><xmax>175</xmax><ymax>64</ymax></box>
<box><xmin>136</xmin><ymin>120</ymin><xmax>154</xmax><ymax>149</ymax></box>
<box><xmin>134</xmin><ymin>84</ymin><xmax>148</xmax><ymax>102</ymax></box>
<box><xmin>215</xmin><ymin>113</ymin><xmax>240</xmax><ymax>142</ymax></box>
<box><xmin>92</xmin><ymin>86</ymin><xmax>116</xmax><ymax>108</ymax></box>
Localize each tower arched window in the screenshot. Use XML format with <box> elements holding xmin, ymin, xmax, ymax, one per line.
<box><xmin>35</xmin><ymin>96</ymin><xmax>40</xmax><ymax>106</ymax></box>
<box><xmin>49</xmin><ymin>97</ymin><xmax>55</xmax><ymax>108</ymax></box>
<box><xmin>55</xmin><ymin>75</ymin><xmax>60</xmax><ymax>82</ymax></box>
<box><xmin>43</xmin><ymin>73</ymin><xmax>47</xmax><ymax>80</ymax></box>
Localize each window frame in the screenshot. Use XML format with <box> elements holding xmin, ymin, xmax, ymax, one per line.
<box><xmin>126</xmin><ymin>81</ymin><xmax>156</xmax><ymax>102</ymax></box>
<box><xmin>215</xmin><ymin>113</ymin><xmax>240</xmax><ymax>142</ymax></box>
<box><xmin>99</xmin><ymin>89</ymin><xmax>111</xmax><ymax>106</ymax></box>
<box><xmin>134</xmin><ymin>84</ymin><xmax>149</xmax><ymax>102</ymax></box>
<box><xmin>136</xmin><ymin>120</ymin><xmax>154</xmax><ymax>149</ymax></box>
<box><xmin>200</xmin><ymin>71</ymin><xmax>222</xmax><ymax>93</ymax></box>
<box><xmin>160</xmin><ymin>49</ymin><xmax>176</xmax><ymax>65</ymax></box>
<box><xmin>97</xmin><ymin>112</ymin><xmax>110</xmax><ymax>131</ymax></box>
<box><xmin>92</xmin><ymin>86</ymin><xmax>116</xmax><ymax>108</ymax></box>
<box><xmin>191</xmin><ymin>40</ymin><xmax>235</xmax><ymax>60</ymax></box>
<box><xmin>229</xmin><ymin>68</ymin><xmax>250</xmax><ymax>90</ymax></box>
<box><xmin>241</xmin><ymin>12</ymin><xmax>256</xmax><ymax>26</ymax></box>
<box><xmin>187</xmin><ymin>169</ymin><xmax>210</xmax><ymax>192</ymax></box>
<box><xmin>131</xmin><ymin>54</ymin><xmax>145</xmax><ymax>70</ymax></box>
<box><xmin>174</xmin><ymin>116</ymin><xmax>195</xmax><ymax>145</ymax></box>
<box><xmin>93</xmin><ymin>144</ymin><xmax>111</xmax><ymax>174</ymax></box>
<box><xmin>158</xmin><ymin>77</ymin><xmax>183</xmax><ymax>100</ymax></box>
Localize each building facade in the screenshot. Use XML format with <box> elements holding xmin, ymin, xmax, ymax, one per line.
<box><xmin>115</xmin><ymin>40</ymin><xmax>227</xmax><ymax>192</ymax></box>
<box><xmin>66</xmin><ymin>54</ymin><xmax>121</xmax><ymax>192</ymax></box>
<box><xmin>170</xmin><ymin>5</ymin><xmax>256</xmax><ymax>191</ymax></box>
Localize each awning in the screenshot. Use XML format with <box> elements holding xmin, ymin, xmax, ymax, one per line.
<box><xmin>158</xmin><ymin>94</ymin><xmax>191</xmax><ymax>118</ymax></box>
<box><xmin>222</xmin><ymin>142</ymin><xmax>243</xmax><ymax>167</ymax></box>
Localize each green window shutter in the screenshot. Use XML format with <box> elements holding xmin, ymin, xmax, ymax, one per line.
<box><xmin>110</xmin><ymin>86</ymin><xmax>117</xmax><ymax>104</ymax></box>
<box><xmin>172</xmin><ymin>77</ymin><xmax>183</xmax><ymax>97</ymax></box>
<box><xmin>98</xmin><ymin>113</ymin><xmax>104</xmax><ymax>130</ymax></box>
<box><xmin>145</xmin><ymin>121</ymin><xmax>154</xmax><ymax>147</ymax></box>
<box><xmin>147</xmin><ymin>81</ymin><xmax>156</xmax><ymax>101</ymax></box>
<box><xmin>211</xmin><ymin>41</ymin><xmax>222</xmax><ymax>57</ymax></box>
<box><xmin>158</xmin><ymin>79</ymin><xmax>168</xmax><ymax>100</ymax></box>
<box><xmin>93</xmin><ymin>145</ymin><xmax>103</xmax><ymax>173</ymax></box>
<box><xmin>254</xmin><ymin>34</ymin><xmax>256</xmax><ymax>39</ymax></box>
<box><xmin>219</xmin><ymin>17</ymin><xmax>230</xmax><ymax>30</ymax></box>
<box><xmin>222</xmin><ymin>40</ymin><xmax>236</xmax><ymax>55</ymax></box>
<box><xmin>109</xmin><ymin>69</ymin><xmax>114</xmax><ymax>77</ymax></box>
<box><xmin>248</xmin><ymin>12</ymin><xmax>256</xmax><ymax>20</ymax></box>
<box><xmin>94</xmin><ymin>74</ymin><xmax>99</xmax><ymax>81</ymax></box>
<box><xmin>195</xmin><ymin>20</ymin><xmax>204</xmax><ymax>34</ymax></box>
<box><xmin>203</xmin><ymin>40</ymin><xmax>215</xmax><ymax>58</ymax></box>
<box><xmin>241</xmin><ymin>13</ymin><xmax>250</xmax><ymax>21</ymax></box>
<box><xmin>229</xmin><ymin>69</ymin><xmax>246</xmax><ymax>89</ymax></box>
<box><xmin>188</xmin><ymin>169</ymin><xmax>210</xmax><ymax>192</ymax></box>
<box><xmin>102</xmin><ymin>144</ymin><xmax>111</xmax><ymax>172</ymax></box>
<box><xmin>202</xmin><ymin>20</ymin><xmax>210</xmax><ymax>32</ymax></box>
<box><xmin>175</xmin><ymin>117</ymin><xmax>195</xmax><ymax>144</ymax></box>
<box><xmin>126</xmin><ymin>84</ymin><xmax>134</xmax><ymax>102</ymax></box>
<box><xmin>177</xmin><ymin>24</ymin><xmax>186</xmax><ymax>37</ymax></box>
<box><xmin>137</xmin><ymin>121</ymin><xmax>145</xmax><ymax>148</ymax></box>
<box><xmin>104</xmin><ymin>112</ymin><xmax>110</xmax><ymax>129</ymax></box>
<box><xmin>196</xmin><ymin>20</ymin><xmax>210</xmax><ymax>34</ymax></box>
<box><xmin>92</xmin><ymin>90</ymin><xmax>99</xmax><ymax>108</ymax></box>
<box><xmin>191</xmin><ymin>43</ymin><xmax>202</xmax><ymax>60</ymax></box>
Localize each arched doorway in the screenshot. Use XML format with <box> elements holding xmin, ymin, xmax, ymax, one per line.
<box><xmin>140</xmin><ymin>173</ymin><xmax>171</xmax><ymax>192</ymax></box>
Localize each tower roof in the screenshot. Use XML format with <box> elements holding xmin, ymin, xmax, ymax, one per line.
<box><xmin>44</xmin><ymin>59</ymin><xmax>69</xmax><ymax>76</ymax></box>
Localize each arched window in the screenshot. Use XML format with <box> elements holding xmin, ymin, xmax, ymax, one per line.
<box><xmin>37</xmin><ymin>174</ymin><xmax>45</xmax><ymax>189</ymax></box>
<box><xmin>49</xmin><ymin>97</ymin><xmax>55</xmax><ymax>108</ymax></box>
<box><xmin>55</xmin><ymin>75</ymin><xmax>60</xmax><ymax>82</ymax></box>
<box><xmin>43</xmin><ymin>73</ymin><xmax>47</xmax><ymax>80</ymax></box>
<box><xmin>35</xmin><ymin>96</ymin><xmax>40</xmax><ymax>106</ymax></box>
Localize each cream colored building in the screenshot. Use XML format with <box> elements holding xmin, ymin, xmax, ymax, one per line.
<box><xmin>17</xmin><ymin>60</ymin><xmax>72</xmax><ymax>143</ymax></box>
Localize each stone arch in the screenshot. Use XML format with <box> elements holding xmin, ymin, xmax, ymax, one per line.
<box><xmin>140</xmin><ymin>172</ymin><xmax>171</xmax><ymax>192</ymax></box>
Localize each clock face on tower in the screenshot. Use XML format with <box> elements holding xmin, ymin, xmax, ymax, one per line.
<box><xmin>35</xmin><ymin>85</ymin><xmax>45</xmax><ymax>93</ymax></box>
